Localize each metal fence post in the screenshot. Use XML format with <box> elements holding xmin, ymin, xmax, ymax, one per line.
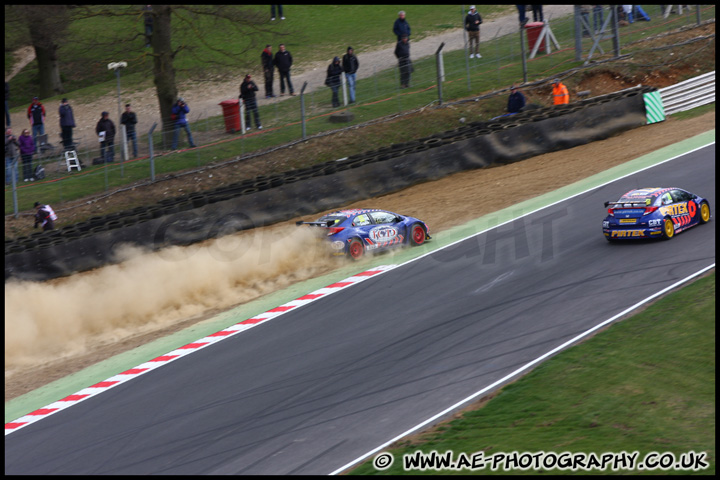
<box><xmin>120</xmin><ymin>123</ymin><xmax>127</xmax><ymax>177</ymax></box>
<box><xmin>300</xmin><ymin>81</ymin><xmax>308</xmax><ymax>139</ymax></box>
<box><xmin>342</xmin><ymin>73</ymin><xmax>348</xmax><ymax>107</ymax></box>
<box><xmin>11</xmin><ymin>159</ymin><xmax>18</xmax><ymax>218</ymax></box>
<box><xmin>611</xmin><ymin>5</ymin><xmax>621</xmax><ymax>58</ymax></box>
<box><xmin>148</xmin><ymin>122</ymin><xmax>157</xmax><ymax>182</ymax></box>
<box><xmin>436</xmin><ymin>42</ymin><xmax>445</xmax><ymax>105</ymax></box>
<box><xmin>696</xmin><ymin>4</ymin><xmax>701</xmax><ymax>25</ymax></box>
<box><xmin>573</xmin><ymin>5</ymin><xmax>582</xmax><ymax>61</ymax></box>
<box><xmin>519</xmin><ymin>25</ymin><xmax>527</xmax><ymax>84</ymax></box>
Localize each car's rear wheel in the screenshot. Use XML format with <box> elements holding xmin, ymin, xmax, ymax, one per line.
<box><xmin>662</xmin><ymin>217</ymin><xmax>675</xmax><ymax>240</ymax></box>
<box><xmin>409</xmin><ymin>223</ymin><xmax>426</xmax><ymax>246</ymax></box>
<box><xmin>699</xmin><ymin>201</ymin><xmax>711</xmax><ymax>224</ymax></box>
<box><xmin>347</xmin><ymin>238</ymin><xmax>364</xmax><ymax>260</ymax></box>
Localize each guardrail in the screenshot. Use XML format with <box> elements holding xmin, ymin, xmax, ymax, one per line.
<box><xmin>658</xmin><ymin>70</ymin><xmax>715</xmax><ymax>115</ymax></box>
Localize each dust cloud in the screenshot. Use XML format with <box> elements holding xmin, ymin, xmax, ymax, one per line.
<box><xmin>4</xmin><ymin>225</ymin><xmax>338</xmax><ymax>376</ymax></box>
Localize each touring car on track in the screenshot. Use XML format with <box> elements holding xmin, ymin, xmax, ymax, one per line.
<box><xmin>602</xmin><ymin>187</ymin><xmax>711</xmax><ymax>241</ymax></box>
<box><xmin>297</xmin><ymin>208</ymin><xmax>431</xmax><ymax>259</ymax></box>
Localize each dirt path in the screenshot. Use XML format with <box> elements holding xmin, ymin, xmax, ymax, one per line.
<box><xmin>6</xmin><ymin>5</ymin><xmax>574</xmax><ymax>147</ymax></box>
<box><xmin>5</xmin><ymin>110</ymin><xmax>714</xmax><ymax>402</ymax></box>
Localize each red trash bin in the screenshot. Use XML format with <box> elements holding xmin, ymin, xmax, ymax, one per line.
<box><xmin>525</xmin><ymin>22</ymin><xmax>546</xmax><ymax>53</ymax></box>
<box><xmin>219</xmin><ymin>99</ymin><xmax>241</xmax><ymax>133</ymax></box>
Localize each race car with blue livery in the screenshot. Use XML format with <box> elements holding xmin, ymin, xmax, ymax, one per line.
<box><xmin>603</xmin><ymin>187</ymin><xmax>711</xmax><ymax>241</ymax></box>
<box><xmin>297</xmin><ymin>208</ymin><xmax>431</xmax><ymax>259</ymax></box>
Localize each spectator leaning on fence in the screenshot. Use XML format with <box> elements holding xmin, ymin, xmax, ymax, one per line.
<box><xmin>552</xmin><ymin>78</ymin><xmax>569</xmax><ymax>105</ymax></box>
<box><xmin>465</xmin><ymin>6</ymin><xmax>483</xmax><ymax>59</ymax></box>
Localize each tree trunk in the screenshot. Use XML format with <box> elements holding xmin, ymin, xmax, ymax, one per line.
<box><xmin>151</xmin><ymin>5</ymin><xmax>178</xmax><ymax>147</ymax></box>
<box><xmin>26</xmin><ymin>9</ymin><xmax>65</xmax><ymax>97</ymax></box>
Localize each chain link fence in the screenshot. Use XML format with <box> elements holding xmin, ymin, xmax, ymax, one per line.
<box><xmin>5</xmin><ymin>5</ymin><xmax>715</xmax><ymax>218</ymax></box>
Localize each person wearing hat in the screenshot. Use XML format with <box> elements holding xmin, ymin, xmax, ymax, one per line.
<box><xmin>325</xmin><ymin>57</ymin><xmax>344</xmax><ymax>108</ymax></box>
<box><xmin>96</xmin><ymin>111</ymin><xmax>116</xmax><ymax>163</ymax></box>
<box><xmin>26</xmin><ymin>96</ymin><xmax>46</xmax><ymax>150</ymax></box>
<box><xmin>342</xmin><ymin>46</ymin><xmax>359</xmax><ymax>104</ymax></box>
<box><xmin>507</xmin><ymin>84</ymin><xmax>526</xmax><ymax>113</ymax></box>
<box><xmin>33</xmin><ymin>201</ymin><xmax>57</xmax><ymax>231</ymax></box>
<box><xmin>465</xmin><ymin>6</ymin><xmax>483</xmax><ymax>59</ymax></box>
<box><xmin>121</xmin><ymin>103</ymin><xmax>138</xmax><ymax>158</ymax></box>
<box><xmin>171</xmin><ymin>97</ymin><xmax>196</xmax><ymax>150</ymax></box>
<box><xmin>394</xmin><ymin>35</ymin><xmax>412</xmax><ymax>88</ymax></box>
<box><xmin>552</xmin><ymin>78</ymin><xmax>569</xmax><ymax>105</ymax></box>
<box><xmin>261</xmin><ymin>44</ymin><xmax>275</xmax><ymax>98</ymax></box>
<box><xmin>239</xmin><ymin>74</ymin><xmax>262</xmax><ymax>131</ymax></box>
<box><xmin>58</xmin><ymin>98</ymin><xmax>76</xmax><ymax>151</ymax></box>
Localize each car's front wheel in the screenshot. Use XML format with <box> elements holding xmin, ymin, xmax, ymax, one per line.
<box><xmin>347</xmin><ymin>238</ymin><xmax>364</xmax><ymax>260</ymax></box>
<box><xmin>409</xmin><ymin>223</ymin><xmax>427</xmax><ymax>246</ymax></box>
<box><xmin>661</xmin><ymin>217</ymin><xmax>675</xmax><ymax>240</ymax></box>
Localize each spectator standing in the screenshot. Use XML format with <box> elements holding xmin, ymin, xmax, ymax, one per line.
<box><xmin>465</xmin><ymin>6</ymin><xmax>483</xmax><ymax>59</ymax></box>
<box><xmin>261</xmin><ymin>44</ymin><xmax>275</xmax><ymax>98</ymax></box>
<box><xmin>552</xmin><ymin>78</ymin><xmax>569</xmax><ymax>105</ymax></box>
<box><xmin>325</xmin><ymin>57</ymin><xmax>343</xmax><ymax>108</ymax></box>
<box><xmin>593</xmin><ymin>5</ymin><xmax>604</xmax><ymax>33</ymax></box>
<box><xmin>239</xmin><ymin>74</ymin><xmax>262</xmax><ymax>130</ymax></box>
<box><xmin>18</xmin><ymin>128</ymin><xmax>35</xmax><ymax>181</ymax></box>
<box><xmin>58</xmin><ymin>98</ymin><xmax>75</xmax><ymax>151</ymax></box>
<box><xmin>121</xmin><ymin>103</ymin><xmax>138</xmax><ymax>158</ymax></box>
<box><xmin>171</xmin><ymin>98</ymin><xmax>196</xmax><ymax>149</ymax></box>
<box><xmin>342</xmin><ymin>46</ymin><xmax>359</xmax><ymax>104</ymax></box>
<box><xmin>33</xmin><ymin>201</ymin><xmax>57</xmax><ymax>231</ymax></box>
<box><xmin>394</xmin><ymin>35</ymin><xmax>412</xmax><ymax>88</ymax></box>
<box><xmin>144</xmin><ymin>5</ymin><xmax>153</xmax><ymax>47</ymax></box>
<box><xmin>5</xmin><ymin>82</ymin><xmax>9</xmax><ymax>127</ymax></box>
<box><xmin>532</xmin><ymin>5</ymin><xmax>544</xmax><ymax>22</ymax></box>
<box><xmin>516</xmin><ymin>5</ymin><xmax>528</xmax><ymax>27</ymax></box>
<box><xmin>96</xmin><ymin>111</ymin><xmax>116</xmax><ymax>163</ymax></box>
<box><xmin>271</xmin><ymin>5</ymin><xmax>284</xmax><ymax>21</ymax></box>
<box><xmin>27</xmin><ymin>96</ymin><xmax>46</xmax><ymax>150</ymax></box>
<box><xmin>507</xmin><ymin>85</ymin><xmax>526</xmax><ymax>113</ymax></box>
<box><xmin>5</xmin><ymin>128</ymin><xmax>19</xmax><ymax>185</ymax></box>
<box><xmin>274</xmin><ymin>44</ymin><xmax>295</xmax><ymax>96</ymax></box>
<box><xmin>393</xmin><ymin>10</ymin><xmax>411</xmax><ymax>41</ymax></box>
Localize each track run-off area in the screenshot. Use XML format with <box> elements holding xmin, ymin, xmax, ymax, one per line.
<box><xmin>5</xmin><ymin>130</ymin><xmax>715</xmax><ymax>474</ymax></box>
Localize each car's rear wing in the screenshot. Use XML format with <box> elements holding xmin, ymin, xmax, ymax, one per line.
<box><xmin>604</xmin><ymin>201</ymin><xmax>649</xmax><ymax>208</ymax></box>
<box><xmin>296</xmin><ymin>220</ymin><xmax>334</xmax><ymax>227</ymax></box>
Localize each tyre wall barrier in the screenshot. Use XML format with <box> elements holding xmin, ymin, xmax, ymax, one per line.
<box><xmin>5</xmin><ymin>89</ymin><xmax>647</xmax><ymax>282</ymax></box>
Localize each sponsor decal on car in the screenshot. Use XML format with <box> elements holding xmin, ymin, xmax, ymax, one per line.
<box><xmin>660</xmin><ymin>202</ymin><xmax>689</xmax><ymax>217</ymax></box>
<box><xmin>611</xmin><ymin>230</ymin><xmax>646</xmax><ymax>238</ymax></box>
<box><xmin>619</xmin><ymin>219</ymin><xmax>637</xmax><ymax>224</ymax></box>
<box><xmin>369</xmin><ymin>225</ymin><xmax>399</xmax><ymax>241</ymax></box>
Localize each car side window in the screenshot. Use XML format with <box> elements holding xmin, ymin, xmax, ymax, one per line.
<box><xmin>661</xmin><ymin>192</ymin><xmax>674</xmax><ymax>205</ymax></box>
<box><xmin>671</xmin><ymin>190</ymin><xmax>690</xmax><ymax>202</ymax></box>
<box><xmin>352</xmin><ymin>214</ymin><xmax>371</xmax><ymax>226</ymax></box>
<box><xmin>370</xmin><ymin>212</ymin><xmax>396</xmax><ymax>224</ymax></box>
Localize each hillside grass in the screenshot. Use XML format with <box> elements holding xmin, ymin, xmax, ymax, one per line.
<box><xmin>349</xmin><ymin>272</ymin><xmax>716</xmax><ymax>475</ymax></box>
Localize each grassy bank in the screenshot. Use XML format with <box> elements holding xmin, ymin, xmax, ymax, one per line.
<box><xmin>350</xmin><ymin>272</ymin><xmax>716</xmax><ymax>475</ymax></box>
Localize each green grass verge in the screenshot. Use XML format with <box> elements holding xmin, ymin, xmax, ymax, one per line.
<box><xmin>671</xmin><ymin>102</ymin><xmax>716</xmax><ymax>121</ymax></box>
<box><xmin>350</xmin><ymin>272</ymin><xmax>715</xmax><ymax>475</ymax></box>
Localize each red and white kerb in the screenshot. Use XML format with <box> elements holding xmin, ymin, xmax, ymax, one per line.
<box><xmin>5</xmin><ymin>265</ymin><xmax>397</xmax><ymax>435</ymax></box>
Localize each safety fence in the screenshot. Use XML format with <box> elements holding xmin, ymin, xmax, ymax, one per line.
<box><xmin>658</xmin><ymin>70</ymin><xmax>716</xmax><ymax>115</ymax></box>
<box><xmin>5</xmin><ymin>5</ymin><xmax>715</xmax><ymax>218</ymax></box>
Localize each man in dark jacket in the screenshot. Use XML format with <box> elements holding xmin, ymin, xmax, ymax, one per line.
<box><xmin>95</xmin><ymin>111</ymin><xmax>116</xmax><ymax>163</ymax></box>
<box><xmin>261</xmin><ymin>44</ymin><xmax>275</xmax><ymax>98</ymax></box>
<box><xmin>394</xmin><ymin>36</ymin><xmax>412</xmax><ymax>88</ymax></box>
<box><xmin>239</xmin><ymin>74</ymin><xmax>262</xmax><ymax>130</ymax></box>
<box><xmin>326</xmin><ymin>57</ymin><xmax>344</xmax><ymax>108</ymax></box>
<box><xmin>120</xmin><ymin>103</ymin><xmax>138</xmax><ymax>157</ymax></box>
<box><xmin>465</xmin><ymin>6</ymin><xmax>483</xmax><ymax>58</ymax></box>
<box><xmin>342</xmin><ymin>46</ymin><xmax>359</xmax><ymax>104</ymax></box>
<box><xmin>393</xmin><ymin>10</ymin><xmax>411</xmax><ymax>41</ymax></box>
<box><xmin>507</xmin><ymin>85</ymin><xmax>526</xmax><ymax>113</ymax></box>
<box><xmin>171</xmin><ymin>97</ymin><xmax>196</xmax><ymax>149</ymax></box>
<box><xmin>27</xmin><ymin>96</ymin><xmax>45</xmax><ymax>150</ymax></box>
<box><xmin>58</xmin><ymin>98</ymin><xmax>76</xmax><ymax>151</ymax></box>
<box><xmin>273</xmin><ymin>44</ymin><xmax>295</xmax><ymax>96</ymax></box>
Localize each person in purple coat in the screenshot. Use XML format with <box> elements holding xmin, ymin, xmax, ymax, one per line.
<box><xmin>18</xmin><ymin>128</ymin><xmax>35</xmax><ymax>181</ymax></box>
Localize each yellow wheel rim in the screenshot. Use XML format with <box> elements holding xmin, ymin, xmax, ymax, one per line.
<box><xmin>664</xmin><ymin>219</ymin><xmax>674</xmax><ymax>238</ymax></box>
<box><xmin>701</xmin><ymin>203</ymin><xmax>710</xmax><ymax>222</ymax></box>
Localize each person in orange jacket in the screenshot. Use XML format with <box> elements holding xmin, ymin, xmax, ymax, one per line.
<box><xmin>552</xmin><ymin>78</ymin><xmax>569</xmax><ymax>105</ymax></box>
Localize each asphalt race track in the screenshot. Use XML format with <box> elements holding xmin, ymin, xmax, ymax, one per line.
<box><xmin>5</xmin><ymin>144</ymin><xmax>715</xmax><ymax>475</ymax></box>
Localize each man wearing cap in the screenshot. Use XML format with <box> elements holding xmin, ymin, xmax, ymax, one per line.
<box><xmin>96</xmin><ymin>111</ymin><xmax>116</xmax><ymax>163</ymax></box>
<box><xmin>121</xmin><ymin>103</ymin><xmax>138</xmax><ymax>158</ymax></box>
<box><xmin>261</xmin><ymin>44</ymin><xmax>275</xmax><ymax>98</ymax></box>
<box><xmin>171</xmin><ymin>97</ymin><xmax>196</xmax><ymax>150</ymax></box>
<box><xmin>342</xmin><ymin>47</ymin><xmax>359</xmax><ymax>104</ymax></box>
<box><xmin>33</xmin><ymin>201</ymin><xmax>58</xmax><ymax>231</ymax></box>
<box><xmin>552</xmin><ymin>78</ymin><xmax>569</xmax><ymax>105</ymax></box>
<box><xmin>507</xmin><ymin>85</ymin><xmax>526</xmax><ymax>113</ymax></box>
<box><xmin>58</xmin><ymin>98</ymin><xmax>76</xmax><ymax>151</ymax></box>
<box><xmin>27</xmin><ymin>96</ymin><xmax>46</xmax><ymax>150</ymax></box>
<box><xmin>465</xmin><ymin>6</ymin><xmax>483</xmax><ymax>59</ymax></box>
